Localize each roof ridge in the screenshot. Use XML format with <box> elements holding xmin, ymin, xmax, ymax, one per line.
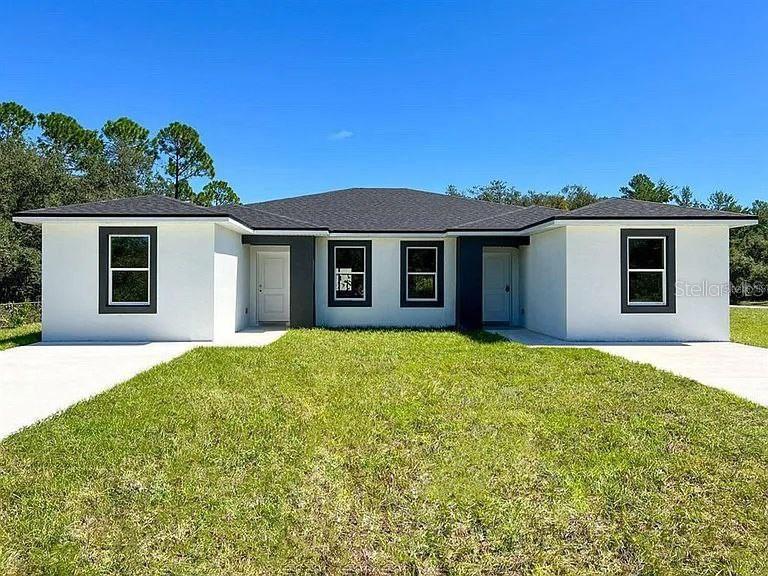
<box><xmin>249</xmin><ymin>187</ymin><xmax>525</xmax><ymax>211</ymax></box>
<box><xmin>227</xmin><ymin>204</ymin><xmax>325</xmax><ymax>228</ymax></box>
<box><xmin>247</xmin><ymin>187</ymin><xmax>404</xmax><ymax>206</ymax></box>
<box><xmin>565</xmin><ymin>197</ymin><xmax>616</xmax><ymax>212</ymax></box>
<box><xmin>569</xmin><ymin>196</ymin><xmax>746</xmax><ymax>217</ymax></box>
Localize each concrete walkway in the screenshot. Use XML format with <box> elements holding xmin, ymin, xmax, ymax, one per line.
<box><xmin>0</xmin><ymin>328</ymin><xmax>286</xmax><ymax>440</ymax></box>
<box><xmin>492</xmin><ymin>328</ymin><xmax>768</xmax><ymax>408</ymax></box>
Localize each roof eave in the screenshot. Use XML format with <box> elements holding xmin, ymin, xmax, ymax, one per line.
<box><xmin>13</xmin><ymin>214</ymin><xmax>255</xmax><ymax>234</ymax></box>
<box><xmin>522</xmin><ymin>216</ymin><xmax>759</xmax><ymax>234</ymax></box>
<box><xmin>244</xmin><ymin>228</ymin><xmax>329</xmax><ymax>236</ymax></box>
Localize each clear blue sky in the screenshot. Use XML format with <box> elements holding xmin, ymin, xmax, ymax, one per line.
<box><xmin>3</xmin><ymin>1</ymin><xmax>767</xmax><ymax>205</ymax></box>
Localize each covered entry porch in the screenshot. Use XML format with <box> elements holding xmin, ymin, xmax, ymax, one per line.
<box><xmin>241</xmin><ymin>235</ymin><xmax>316</xmax><ymax>328</ymax></box>
<box><xmin>455</xmin><ymin>236</ymin><xmax>530</xmax><ymax>331</ymax></box>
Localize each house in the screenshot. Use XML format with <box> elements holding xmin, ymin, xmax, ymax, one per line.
<box><xmin>13</xmin><ymin>188</ymin><xmax>757</xmax><ymax>342</ymax></box>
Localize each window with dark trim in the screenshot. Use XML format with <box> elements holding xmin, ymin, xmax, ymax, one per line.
<box><xmin>99</xmin><ymin>226</ymin><xmax>157</xmax><ymax>314</ymax></box>
<box><xmin>400</xmin><ymin>241</ymin><xmax>444</xmax><ymax>308</ymax></box>
<box><xmin>328</xmin><ymin>240</ymin><xmax>372</xmax><ymax>307</ymax></box>
<box><xmin>620</xmin><ymin>229</ymin><xmax>675</xmax><ymax>314</ymax></box>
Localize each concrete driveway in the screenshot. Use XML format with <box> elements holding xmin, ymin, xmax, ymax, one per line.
<box><xmin>0</xmin><ymin>342</ymin><xmax>195</xmax><ymax>440</ymax></box>
<box><xmin>493</xmin><ymin>329</ymin><xmax>768</xmax><ymax>408</ymax></box>
<box><xmin>0</xmin><ymin>328</ymin><xmax>287</xmax><ymax>441</ymax></box>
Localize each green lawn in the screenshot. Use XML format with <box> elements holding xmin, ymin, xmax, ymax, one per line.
<box><xmin>0</xmin><ymin>323</ymin><xmax>41</xmax><ymax>351</ymax></box>
<box><xmin>1</xmin><ymin>330</ymin><xmax>767</xmax><ymax>574</ymax></box>
<box><xmin>731</xmin><ymin>306</ymin><xmax>768</xmax><ymax>348</ymax></box>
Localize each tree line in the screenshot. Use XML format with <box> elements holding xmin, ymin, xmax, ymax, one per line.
<box><xmin>0</xmin><ymin>101</ymin><xmax>240</xmax><ymax>302</ymax></box>
<box><xmin>447</xmin><ymin>176</ymin><xmax>768</xmax><ymax>302</ymax></box>
<box><xmin>1</xmin><ymin>96</ymin><xmax>765</xmax><ymax>304</ymax></box>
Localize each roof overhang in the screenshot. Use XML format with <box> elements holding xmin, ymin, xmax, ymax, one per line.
<box><xmin>14</xmin><ymin>214</ymin><xmax>758</xmax><ymax>237</ymax></box>
<box><xmin>328</xmin><ymin>231</ymin><xmax>447</xmax><ymax>238</ymax></box>
<box><xmin>521</xmin><ymin>217</ymin><xmax>759</xmax><ymax>234</ymax></box>
<box><xmin>13</xmin><ymin>215</ymin><xmax>254</xmax><ymax>235</ymax></box>
<box><xmin>445</xmin><ymin>230</ymin><xmax>529</xmax><ymax>237</ymax></box>
<box><xmin>245</xmin><ymin>228</ymin><xmax>329</xmax><ymax>236</ymax></box>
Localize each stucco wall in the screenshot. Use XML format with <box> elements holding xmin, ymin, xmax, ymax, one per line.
<box><xmin>315</xmin><ymin>237</ymin><xmax>456</xmax><ymax>327</ymax></box>
<box><xmin>565</xmin><ymin>225</ymin><xmax>730</xmax><ymax>341</ymax></box>
<box><xmin>520</xmin><ymin>227</ymin><xmax>567</xmax><ymax>339</ymax></box>
<box><xmin>213</xmin><ymin>225</ymin><xmax>250</xmax><ymax>339</ymax></box>
<box><xmin>42</xmin><ymin>221</ymin><xmax>216</xmax><ymax>341</ymax></box>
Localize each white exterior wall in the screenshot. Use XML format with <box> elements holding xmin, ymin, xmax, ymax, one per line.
<box><xmin>315</xmin><ymin>237</ymin><xmax>456</xmax><ymax>327</ymax></box>
<box><xmin>565</xmin><ymin>225</ymin><xmax>730</xmax><ymax>341</ymax></box>
<box><xmin>42</xmin><ymin>221</ymin><xmax>216</xmax><ymax>342</ymax></box>
<box><xmin>213</xmin><ymin>225</ymin><xmax>250</xmax><ymax>339</ymax></box>
<box><xmin>520</xmin><ymin>227</ymin><xmax>567</xmax><ymax>338</ymax></box>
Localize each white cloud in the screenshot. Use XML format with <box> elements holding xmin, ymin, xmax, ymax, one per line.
<box><xmin>328</xmin><ymin>130</ymin><xmax>353</xmax><ymax>141</ymax></box>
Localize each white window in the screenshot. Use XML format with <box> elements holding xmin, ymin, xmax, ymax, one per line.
<box><xmin>406</xmin><ymin>246</ymin><xmax>438</xmax><ymax>301</ymax></box>
<box><xmin>108</xmin><ymin>234</ymin><xmax>151</xmax><ymax>305</ymax></box>
<box><xmin>334</xmin><ymin>245</ymin><xmax>366</xmax><ymax>301</ymax></box>
<box><xmin>626</xmin><ymin>236</ymin><xmax>666</xmax><ymax>305</ymax></box>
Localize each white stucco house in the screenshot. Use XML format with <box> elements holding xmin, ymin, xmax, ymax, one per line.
<box><xmin>13</xmin><ymin>188</ymin><xmax>757</xmax><ymax>342</ymax></box>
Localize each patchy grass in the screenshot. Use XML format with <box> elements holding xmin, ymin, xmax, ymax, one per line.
<box><xmin>1</xmin><ymin>330</ymin><xmax>767</xmax><ymax>574</ymax></box>
<box><xmin>731</xmin><ymin>306</ymin><xmax>768</xmax><ymax>348</ymax></box>
<box><xmin>0</xmin><ymin>323</ymin><xmax>41</xmax><ymax>351</ymax></box>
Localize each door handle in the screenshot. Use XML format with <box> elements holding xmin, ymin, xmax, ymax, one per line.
<box><xmin>505</xmin><ymin>285</ymin><xmax>510</xmax><ymax>293</ymax></box>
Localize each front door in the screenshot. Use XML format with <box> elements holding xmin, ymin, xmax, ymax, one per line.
<box><xmin>256</xmin><ymin>251</ymin><xmax>290</xmax><ymax>323</ymax></box>
<box><xmin>482</xmin><ymin>251</ymin><xmax>511</xmax><ymax>324</ymax></box>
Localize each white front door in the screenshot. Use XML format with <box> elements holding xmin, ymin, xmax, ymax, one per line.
<box><xmin>256</xmin><ymin>251</ymin><xmax>290</xmax><ymax>323</ymax></box>
<box><xmin>482</xmin><ymin>251</ymin><xmax>511</xmax><ymax>324</ymax></box>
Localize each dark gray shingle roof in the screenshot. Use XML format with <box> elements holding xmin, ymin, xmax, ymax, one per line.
<box><xmin>249</xmin><ymin>188</ymin><xmax>518</xmax><ymax>232</ymax></box>
<box><xmin>16</xmin><ymin>189</ymin><xmax>754</xmax><ymax>232</ymax></box>
<box><xmin>223</xmin><ymin>203</ymin><xmax>324</xmax><ymax>230</ymax></box>
<box><xmin>450</xmin><ymin>205</ymin><xmax>566</xmax><ymax>231</ymax></box>
<box><xmin>560</xmin><ymin>197</ymin><xmax>753</xmax><ymax>221</ymax></box>
<box><xmin>15</xmin><ymin>194</ymin><xmax>222</xmax><ymax>218</ymax></box>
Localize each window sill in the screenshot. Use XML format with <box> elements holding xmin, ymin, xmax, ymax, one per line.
<box><xmin>98</xmin><ymin>304</ymin><xmax>157</xmax><ymax>315</ymax></box>
<box><xmin>328</xmin><ymin>299</ymin><xmax>371</xmax><ymax>308</ymax></box>
<box><xmin>401</xmin><ymin>300</ymin><xmax>443</xmax><ymax>308</ymax></box>
<box><xmin>621</xmin><ymin>304</ymin><xmax>676</xmax><ymax>314</ymax></box>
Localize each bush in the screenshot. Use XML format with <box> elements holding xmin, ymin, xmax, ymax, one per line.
<box><xmin>0</xmin><ymin>301</ymin><xmax>41</xmax><ymax>328</ymax></box>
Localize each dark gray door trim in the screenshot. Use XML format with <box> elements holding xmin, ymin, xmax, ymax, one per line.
<box><xmin>241</xmin><ymin>235</ymin><xmax>316</xmax><ymax>327</ymax></box>
<box><xmin>456</xmin><ymin>236</ymin><xmax>529</xmax><ymax>330</ymax></box>
<box><xmin>98</xmin><ymin>226</ymin><xmax>158</xmax><ymax>314</ymax></box>
<box><xmin>620</xmin><ymin>228</ymin><xmax>676</xmax><ymax>314</ymax></box>
<box><xmin>400</xmin><ymin>240</ymin><xmax>444</xmax><ymax>308</ymax></box>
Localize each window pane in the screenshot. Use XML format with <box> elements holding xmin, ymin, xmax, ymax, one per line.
<box><xmin>628</xmin><ymin>238</ymin><xmax>664</xmax><ymax>269</ymax></box>
<box><xmin>408</xmin><ymin>248</ymin><xmax>437</xmax><ymax>273</ymax></box>
<box><xmin>628</xmin><ymin>271</ymin><xmax>664</xmax><ymax>303</ymax></box>
<box><xmin>335</xmin><ymin>247</ymin><xmax>364</xmax><ymax>273</ymax></box>
<box><xmin>111</xmin><ymin>236</ymin><xmax>149</xmax><ymax>268</ymax></box>
<box><xmin>112</xmin><ymin>270</ymin><xmax>149</xmax><ymax>303</ymax></box>
<box><xmin>408</xmin><ymin>274</ymin><xmax>436</xmax><ymax>299</ymax></box>
<box><xmin>335</xmin><ymin>273</ymin><xmax>364</xmax><ymax>299</ymax></box>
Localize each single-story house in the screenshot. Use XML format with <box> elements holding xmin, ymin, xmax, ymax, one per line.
<box><xmin>13</xmin><ymin>187</ymin><xmax>757</xmax><ymax>342</ymax></box>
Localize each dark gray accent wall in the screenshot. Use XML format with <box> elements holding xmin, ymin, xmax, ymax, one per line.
<box><xmin>456</xmin><ymin>236</ymin><xmax>529</xmax><ymax>331</ymax></box>
<box><xmin>242</xmin><ymin>235</ymin><xmax>316</xmax><ymax>327</ymax></box>
<box><xmin>98</xmin><ymin>226</ymin><xmax>157</xmax><ymax>314</ymax></box>
<box><xmin>620</xmin><ymin>228</ymin><xmax>676</xmax><ymax>314</ymax></box>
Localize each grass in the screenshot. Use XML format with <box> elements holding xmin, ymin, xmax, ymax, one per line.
<box><xmin>0</xmin><ymin>323</ymin><xmax>41</xmax><ymax>351</ymax></box>
<box><xmin>731</xmin><ymin>306</ymin><xmax>768</xmax><ymax>348</ymax></box>
<box><xmin>1</xmin><ymin>330</ymin><xmax>768</xmax><ymax>574</ymax></box>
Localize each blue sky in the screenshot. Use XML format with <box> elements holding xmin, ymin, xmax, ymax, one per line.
<box><xmin>3</xmin><ymin>1</ymin><xmax>767</xmax><ymax>205</ymax></box>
